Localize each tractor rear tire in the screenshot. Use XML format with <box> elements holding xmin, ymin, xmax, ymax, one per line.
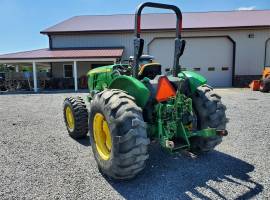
<box><xmin>259</xmin><ymin>77</ymin><xmax>270</xmax><ymax>92</ymax></box>
<box><xmin>89</xmin><ymin>89</ymin><xmax>150</xmax><ymax>180</ymax></box>
<box><xmin>63</xmin><ymin>97</ymin><xmax>88</xmax><ymax>139</ymax></box>
<box><xmin>191</xmin><ymin>85</ymin><xmax>227</xmax><ymax>153</ymax></box>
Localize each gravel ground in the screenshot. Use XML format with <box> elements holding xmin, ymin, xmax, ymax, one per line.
<box><xmin>0</xmin><ymin>88</ymin><xmax>269</xmax><ymax>199</ymax></box>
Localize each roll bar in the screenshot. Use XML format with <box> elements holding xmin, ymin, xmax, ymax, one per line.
<box><xmin>132</xmin><ymin>2</ymin><xmax>185</xmax><ymax>77</ymax></box>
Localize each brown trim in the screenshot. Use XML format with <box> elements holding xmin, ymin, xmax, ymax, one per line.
<box><xmin>0</xmin><ymin>56</ymin><xmax>122</xmax><ymax>60</ymax></box>
<box><xmin>0</xmin><ymin>47</ymin><xmax>124</xmax><ymax>60</ymax></box>
<box><xmin>147</xmin><ymin>35</ymin><xmax>236</xmax><ymax>86</ymax></box>
<box><xmin>40</xmin><ymin>25</ymin><xmax>270</xmax><ymax>35</ymax></box>
<box><xmin>234</xmin><ymin>75</ymin><xmax>262</xmax><ymax>87</ymax></box>
<box><xmin>227</xmin><ymin>36</ymin><xmax>236</xmax><ymax>86</ymax></box>
<box><xmin>264</xmin><ymin>37</ymin><xmax>270</xmax><ymax>67</ymax></box>
<box><xmin>50</xmin><ymin>46</ymin><xmax>125</xmax><ymax>50</ymax></box>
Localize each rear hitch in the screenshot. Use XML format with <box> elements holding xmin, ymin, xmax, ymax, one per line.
<box><xmin>165</xmin><ymin>140</ymin><xmax>175</xmax><ymax>149</ymax></box>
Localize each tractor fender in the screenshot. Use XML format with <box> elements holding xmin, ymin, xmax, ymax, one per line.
<box><xmin>108</xmin><ymin>75</ymin><xmax>150</xmax><ymax>108</ymax></box>
<box><xmin>178</xmin><ymin>71</ymin><xmax>207</xmax><ymax>93</ymax></box>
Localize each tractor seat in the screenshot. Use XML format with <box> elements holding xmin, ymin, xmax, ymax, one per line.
<box><xmin>138</xmin><ymin>63</ymin><xmax>162</xmax><ymax>80</ymax></box>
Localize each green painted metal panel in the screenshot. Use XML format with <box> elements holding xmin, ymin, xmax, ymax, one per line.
<box><xmin>87</xmin><ymin>65</ymin><xmax>114</xmax><ymax>76</ymax></box>
<box><xmin>190</xmin><ymin>128</ymin><xmax>217</xmax><ymax>138</ymax></box>
<box><xmin>108</xmin><ymin>75</ymin><xmax>150</xmax><ymax>108</ymax></box>
<box><xmin>178</xmin><ymin>70</ymin><xmax>207</xmax><ymax>93</ymax></box>
<box><xmin>87</xmin><ymin>65</ymin><xmax>114</xmax><ymax>91</ymax></box>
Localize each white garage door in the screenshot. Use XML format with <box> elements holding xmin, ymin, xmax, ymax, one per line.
<box><xmin>266</xmin><ymin>39</ymin><xmax>270</xmax><ymax>67</ymax></box>
<box><xmin>148</xmin><ymin>37</ymin><xmax>233</xmax><ymax>87</ymax></box>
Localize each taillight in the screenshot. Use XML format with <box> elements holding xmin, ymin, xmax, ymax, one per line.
<box><xmin>155</xmin><ymin>76</ymin><xmax>176</xmax><ymax>102</ymax></box>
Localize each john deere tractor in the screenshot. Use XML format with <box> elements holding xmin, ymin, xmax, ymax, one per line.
<box><xmin>63</xmin><ymin>2</ymin><xmax>228</xmax><ymax>180</ymax></box>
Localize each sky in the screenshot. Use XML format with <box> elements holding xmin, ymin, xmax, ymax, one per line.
<box><xmin>0</xmin><ymin>0</ymin><xmax>269</xmax><ymax>54</ymax></box>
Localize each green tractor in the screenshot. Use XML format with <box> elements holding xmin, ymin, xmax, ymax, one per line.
<box><xmin>63</xmin><ymin>2</ymin><xmax>228</xmax><ymax>180</ymax></box>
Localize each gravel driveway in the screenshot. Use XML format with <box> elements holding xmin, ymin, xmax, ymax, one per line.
<box><xmin>0</xmin><ymin>89</ymin><xmax>269</xmax><ymax>199</ymax></box>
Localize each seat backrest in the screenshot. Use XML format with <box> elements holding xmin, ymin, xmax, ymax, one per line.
<box><xmin>138</xmin><ymin>63</ymin><xmax>162</xmax><ymax>80</ymax></box>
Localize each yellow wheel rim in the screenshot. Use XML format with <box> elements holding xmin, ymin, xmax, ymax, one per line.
<box><xmin>65</xmin><ymin>106</ymin><xmax>75</xmax><ymax>130</ymax></box>
<box><xmin>93</xmin><ymin>113</ymin><xmax>112</xmax><ymax>160</ymax></box>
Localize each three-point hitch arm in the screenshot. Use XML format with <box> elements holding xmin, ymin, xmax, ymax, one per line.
<box><xmin>133</xmin><ymin>2</ymin><xmax>186</xmax><ymax>78</ymax></box>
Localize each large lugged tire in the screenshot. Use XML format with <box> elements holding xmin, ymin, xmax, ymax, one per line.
<box><xmin>191</xmin><ymin>85</ymin><xmax>227</xmax><ymax>153</ymax></box>
<box><xmin>259</xmin><ymin>77</ymin><xmax>270</xmax><ymax>92</ymax></box>
<box><xmin>63</xmin><ymin>97</ymin><xmax>88</xmax><ymax>139</ymax></box>
<box><xmin>89</xmin><ymin>89</ymin><xmax>150</xmax><ymax>180</ymax></box>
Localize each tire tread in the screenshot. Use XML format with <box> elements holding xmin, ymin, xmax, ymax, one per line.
<box><xmin>63</xmin><ymin>97</ymin><xmax>88</xmax><ymax>139</ymax></box>
<box><xmin>89</xmin><ymin>89</ymin><xmax>149</xmax><ymax>180</ymax></box>
<box><xmin>191</xmin><ymin>84</ymin><xmax>227</xmax><ymax>153</ymax></box>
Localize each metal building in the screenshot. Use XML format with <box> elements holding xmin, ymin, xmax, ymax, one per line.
<box><xmin>0</xmin><ymin>10</ymin><xmax>270</xmax><ymax>91</ymax></box>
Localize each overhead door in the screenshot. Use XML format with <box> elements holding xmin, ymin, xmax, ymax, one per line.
<box><xmin>148</xmin><ymin>37</ymin><xmax>233</xmax><ymax>87</ymax></box>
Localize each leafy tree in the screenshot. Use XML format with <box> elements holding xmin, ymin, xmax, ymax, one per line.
<box><xmin>0</xmin><ymin>64</ymin><xmax>6</xmax><ymax>72</ymax></box>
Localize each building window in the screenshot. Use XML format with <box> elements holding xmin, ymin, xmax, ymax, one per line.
<box><xmin>193</xmin><ymin>67</ymin><xmax>201</xmax><ymax>71</ymax></box>
<box><xmin>63</xmin><ymin>64</ymin><xmax>73</xmax><ymax>78</ymax></box>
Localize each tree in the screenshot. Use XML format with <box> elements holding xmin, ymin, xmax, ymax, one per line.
<box><xmin>0</xmin><ymin>64</ymin><xmax>5</xmax><ymax>72</ymax></box>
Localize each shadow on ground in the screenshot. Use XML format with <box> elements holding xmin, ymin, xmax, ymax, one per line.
<box><xmin>107</xmin><ymin>144</ymin><xmax>263</xmax><ymax>200</ymax></box>
<box><xmin>73</xmin><ymin>135</ymin><xmax>91</xmax><ymax>147</ymax></box>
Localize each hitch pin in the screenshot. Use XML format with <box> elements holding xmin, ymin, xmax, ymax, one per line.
<box><xmin>165</xmin><ymin>140</ymin><xmax>175</xmax><ymax>149</ymax></box>
<box><xmin>216</xmin><ymin>130</ymin><xmax>228</xmax><ymax>136</ymax></box>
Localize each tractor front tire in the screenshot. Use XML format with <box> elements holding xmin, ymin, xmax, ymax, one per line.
<box><xmin>63</xmin><ymin>97</ymin><xmax>88</xmax><ymax>139</ymax></box>
<box><xmin>191</xmin><ymin>85</ymin><xmax>227</xmax><ymax>153</ymax></box>
<box><xmin>89</xmin><ymin>89</ymin><xmax>149</xmax><ymax>180</ymax></box>
<box><xmin>259</xmin><ymin>77</ymin><xmax>270</xmax><ymax>92</ymax></box>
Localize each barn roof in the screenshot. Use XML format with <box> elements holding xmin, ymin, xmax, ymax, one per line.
<box><xmin>41</xmin><ymin>10</ymin><xmax>270</xmax><ymax>34</ymax></box>
<box><xmin>0</xmin><ymin>48</ymin><xmax>124</xmax><ymax>60</ymax></box>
